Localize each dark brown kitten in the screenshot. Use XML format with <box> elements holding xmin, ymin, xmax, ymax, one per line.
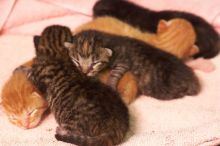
<box><xmin>93</xmin><ymin>0</ymin><xmax>220</xmax><ymax>59</ymax></box>
<box><xmin>31</xmin><ymin>25</ymin><xmax>129</xmax><ymax>146</ymax></box>
<box><xmin>65</xmin><ymin>30</ymin><xmax>200</xmax><ymax>100</ymax></box>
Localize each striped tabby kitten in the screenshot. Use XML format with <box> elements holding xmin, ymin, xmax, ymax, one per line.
<box><xmin>31</xmin><ymin>25</ymin><xmax>129</xmax><ymax>146</ymax></box>
<box><xmin>75</xmin><ymin>16</ymin><xmax>198</xmax><ymax>59</ymax></box>
<box><xmin>65</xmin><ymin>30</ymin><xmax>201</xmax><ymax>100</ymax></box>
<box><xmin>93</xmin><ymin>0</ymin><xmax>220</xmax><ymax>59</ymax></box>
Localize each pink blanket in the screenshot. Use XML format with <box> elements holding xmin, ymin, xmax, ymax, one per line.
<box><xmin>0</xmin><ymin>0</ymin><xmax>220</xmax><ymax>146</ymax></box>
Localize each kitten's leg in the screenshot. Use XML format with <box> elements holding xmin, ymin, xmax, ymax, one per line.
<box><xmin>108</xmin><ymin>62</ymin><xmax>129</xmax><ymax>89</ymax></box>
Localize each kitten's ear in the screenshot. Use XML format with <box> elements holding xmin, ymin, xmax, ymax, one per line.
<box><xmin>157</xmin><ymin>20</ymin><xmax>169</xmax><ymax>33</ymax></box>
<box><xmin>33</xmin><ymin>36</ymin><xmax>41</xmax><ymax>48</ymax></box>
<box><xmin>31</xmin><ymin>92</ymin><xmax>42</xmax><ymax>99</ymax></box>
<box><xmin>105</xmin><ymin>48</ymin><xmax>113</xmax><ymax>56</ymax></box>
<box><xmin>64</xmin><ymin>42</ymin><xmax>74</xmax><ymax>49</ymax></box>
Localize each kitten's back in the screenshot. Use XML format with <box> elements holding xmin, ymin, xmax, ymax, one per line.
<box><xmin>31</xmin><ymin>56</ymin><xmax>129</xmax><ymax>146</ymax></box>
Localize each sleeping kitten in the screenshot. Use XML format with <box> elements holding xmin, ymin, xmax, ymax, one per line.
<box><xmin>1</xmin><ymin>60</ymin><xmax>48</xmax><ymax>129</ymax></box>
<box><xmin>65</xmin><ymin>30</ymin><xmax>200</xmax><ymax>100</ymax></box>
<box><xmin>74</xmin><ymin>16</ymin><xmax>198</xmax><ymax>59</ymax></box>
<box><xmin>93</xmin><ymin>0</ymin><xmax>220</xmax><ymax>59</ymax></box>
<box><xmin>31</xmin><ymin>25</ymin><xmax>129</xmax><ymax>146</ymax></box>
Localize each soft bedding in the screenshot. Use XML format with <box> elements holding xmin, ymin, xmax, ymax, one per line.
<box><xmin>0</xmin><ymin>0</ymin><xmax>220</xmax><ymax>146</ymax></box>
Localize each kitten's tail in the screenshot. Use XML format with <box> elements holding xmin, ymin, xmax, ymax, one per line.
<box><xmin>55</xmin><ymin>132</ymin><xmax>114</xmax><ymax>146</ymax></box>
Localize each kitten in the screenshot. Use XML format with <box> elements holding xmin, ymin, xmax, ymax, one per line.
<box><xmin>74</xmin><ymin>16</ymin><xmax>198</xmax><ymax>59</ymax></box>
<box><xmin>93</xmin><ymin>0</ymin><xmax>220</xmax><ymax>59</ymax></box>
<box><xmin>31</xmin><ymin>25</ymin><xmax>129</xmax><ymax>146</ymax></box>
<box><xmin>65</xmin><ymin>30</ymin><xmax>200</xmax><ymax>100</ymax></box>
<box><xmin>1</xmin><ymin>60</ymin><xmax>48</xmax><ymax>129</ymax></box>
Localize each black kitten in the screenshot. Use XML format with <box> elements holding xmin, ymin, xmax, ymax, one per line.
<box><xmin>93</xmin><ymin>0</ymin><xmax>220</xmax><ymax>59</ymax></box>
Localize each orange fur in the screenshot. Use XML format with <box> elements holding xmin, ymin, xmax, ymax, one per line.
<box><xmin>1</xmin><ymin>60</ymin><xmax>48</xmax><ymax>129</ymax></box>
<box><xmin>74</xmin><ymin>16</ymin><xmax>198</xmax><ymax>59</ymax></box>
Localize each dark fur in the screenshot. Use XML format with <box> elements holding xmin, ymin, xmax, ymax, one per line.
<box><xmin>71</xmin><ymin>30</ymin><xmax>201</xmax><ymax>100</ymax></box>
<box><xmin>30</xmin><ymin>25</ymin><xmax>129</xmax><ymax>146</ymax></box>
<box><xmin>93</xmin><ymin>0</ymin><xmax>220</xmax><ymax>58</ymax></box>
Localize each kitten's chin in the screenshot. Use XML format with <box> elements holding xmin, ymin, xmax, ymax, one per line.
<box><xmin>21</xmin><ymin>117</ymin><xmax>41</xmax><ymax>129</ymax></box>
<box><xmin>87</xmin><ymin>72</ymin><xmax>96</xmax><ymax>76</ymax></box>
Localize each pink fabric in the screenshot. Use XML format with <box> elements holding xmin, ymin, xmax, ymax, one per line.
<box><xmin>1</xmin><ymin>0</ymin><xmax>220</xmax><ymax>35</ymax></box>
<box><xmin>129</xmin><ymin>0</ymin><xmax>220</xmax><ymax>33</ymax></box>
<box><xmin>186</xmin><ymin>58</ymin><xmax>215</xmax><ymax>73</ymax></box>
<box><xmin>0</xmin><ymin>0</ymin><xmax>220</xmax><ymax>145</ymax></box>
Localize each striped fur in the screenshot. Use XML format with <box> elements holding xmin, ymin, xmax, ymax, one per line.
<box><xmin>30</xmin><ymin>25</ymin><xmax>129</xmax><ymax>146</ymax></box>
<box><xmin>65</xmin><ymin>34</ymin><xmax>113</xmax><ymax>76</ymax></box>
<box><xmin>66</xmin><ymin>30</ymin><xmax>201</xmax><ymax>100</ymax></box>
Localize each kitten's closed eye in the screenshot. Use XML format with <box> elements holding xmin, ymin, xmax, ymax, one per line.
<box><xmin>87</xmin><ymin>61</ymin><xmax>106</xmax><ymax>76</ymax></box>
<box><xmin>64</xmin><ymin>40</ymin><xmax>113</xmax><ymax>76</ymax></box>
<box><xmin>8</xmin><ymin>107</ymin><xmax>47</xmax><ymax>129</ymax></box>
<box><xmin>70</xmin><ymin>56</ymin><xmax>80</xmax><ymax>67</ymax></box>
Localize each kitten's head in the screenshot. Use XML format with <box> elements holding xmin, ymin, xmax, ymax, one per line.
<box><xmin>64</xmin><ymin>34</ymin><xmax>113</xmax><ymax>76</ymax></box>
<box><xmin>1</xmin><ymin>73</ymin><xmax>48</xmax><ymax>129</ymax></box>
<box><xmin>157</xmin><ymin>18</ymin><xmax>198</xmax><ymax>58</ymax></box>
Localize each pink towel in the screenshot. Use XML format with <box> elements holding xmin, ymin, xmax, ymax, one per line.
<box><xmin>0</xmin><ymin>0</ymin><xmax>220</xmax><ymax>146</ymax></box>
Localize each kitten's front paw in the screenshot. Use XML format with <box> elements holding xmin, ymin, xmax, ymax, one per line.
<box><xmin>56</xmin><ymin>126</ymin><xmax>68</xmax><ymax>136</ymax></box>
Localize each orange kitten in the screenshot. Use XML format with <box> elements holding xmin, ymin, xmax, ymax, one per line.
<box><xmin>74</xmin><ymin>16</ymin><xmax>199</xmax><ymax>59</ymax></box>
<box><xmin>1</xmin><ymin>60</ymin><xmax>48</xmax><ymax>129</ymax></box>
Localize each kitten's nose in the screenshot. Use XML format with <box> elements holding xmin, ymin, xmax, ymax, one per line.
<box><xmin>21</xmin><ymin>119</ymin><xmax>30</xmax><ymax>129</ymax></box>
<box><xmin>81</xmin><ymin>66</ymin><xmax>90</xmax><ymax>74</ymax></box>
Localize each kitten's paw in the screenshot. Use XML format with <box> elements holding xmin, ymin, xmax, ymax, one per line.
<box><xmin>107</xmin><ymin>81</ymin><xmax>117</xmax><ymax>90</ymax></box>
<box><xmin>13</xmin><ymin>66</ymin><xmax>31</xmax><ymax>76</ymax></box>
<box><xmin>56</xmin><ymin>126</ymin><xmax>68</xmax><ymax>136</ymax></box>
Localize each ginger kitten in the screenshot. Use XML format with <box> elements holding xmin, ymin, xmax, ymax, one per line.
<box><xmin>1</xmin><ymin>60</ymin><xmax>48</xmax><ymax>129</ymax></box>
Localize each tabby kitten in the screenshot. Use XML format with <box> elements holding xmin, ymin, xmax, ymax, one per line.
<box><xmin>74</xmin><ymin>16</ymin><xmax>198</xmax><ymax>59</ymax></box>
<box><xmin>93</xmin><ymin>0</ymin><xmax>220</xmax><ymax>59</ymax></box>
<box><xmin>31</xmin><ymin>25</ymin><xmax>129</xmax><ymax>146</ymax></box>
<box><xmin>65</xmin><ymin>30</ymin><xmax>200</xmax><ymax>100</ymax></box>
<box><xmin>1</xmin><ymin>61</ymin><xmax>48</xmax><ymax>129</ymax></box>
